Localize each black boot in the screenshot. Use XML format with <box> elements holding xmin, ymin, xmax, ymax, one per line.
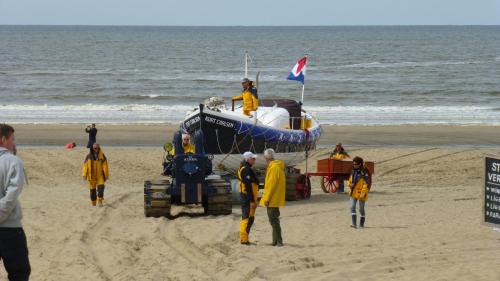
<box><xmin>351</xmin><ymin>214</ymin><xmax>357</xmax><ymax>228</ymax></box>
<box><xmin>360</xmin><ymin>216</ymin><xmax>365</xmax><ymax>228</ymax></box>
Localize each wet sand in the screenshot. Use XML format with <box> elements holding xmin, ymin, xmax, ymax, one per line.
<box><xmin>12</xmin><ymin>124</ymin><xmax>500</xmax><ymax>147</ymax></box>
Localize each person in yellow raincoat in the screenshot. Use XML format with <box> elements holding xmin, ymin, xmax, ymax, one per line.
<box><xmin>171</xmin><ymin>133</ymin><xmax>195</xmax><ymax>155</ymax></box>
<box><xmin>232</xmin><ymin>78</ymin><xmax>258</xmax><ymax>116</ymax></box>
<box><xmin>330</xmin><ymin>143</ymin><xmax>350</xmax><ymax>160</ymax></box>
<box><xmin>330</xmin><ymin>143</ymin><xmax>350</xmax><ymax>193</ymax></box>
<box><xmin>260</xmin><ymin>148</ymin><xmax>286</xmax><ymax>246</ymax></box>
<box><xmin>82</xmin><ymin>143</ymin><xmax>109</xmax><ymax>206</ymax></box>
<box><xmin>347</xmin><ymin>156</ymin><xmax>370</xmax><ymax>229</ymax></box>
<box><xmin>237</xmin><ymin>152</ymin><xmax>259</xmax><ymax>245</ymax></box>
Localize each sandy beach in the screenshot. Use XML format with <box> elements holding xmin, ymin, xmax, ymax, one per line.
<box><xmin>2</xmin><ymin>125</ymin><xmax>500</xmax><ymax>280</ymax></box>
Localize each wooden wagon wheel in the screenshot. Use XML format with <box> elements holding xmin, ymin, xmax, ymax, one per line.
<box><xmin>320</xmin><ymin>175</ymin><xmax>337</xmax><ymax>193</ymax></box>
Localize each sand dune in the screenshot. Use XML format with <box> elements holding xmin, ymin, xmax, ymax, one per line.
<box><xmin>2</xmin><ymin>144</ymin><xmax>499</xmax><ymax>280</ymax></box>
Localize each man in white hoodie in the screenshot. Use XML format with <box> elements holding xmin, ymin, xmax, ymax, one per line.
<box><xmin>0</xmin><ymin>124</ymin><xmax>31</xmax><ymax>281</ymax></box>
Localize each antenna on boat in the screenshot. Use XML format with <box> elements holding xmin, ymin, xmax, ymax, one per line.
<box><xmin>244</xmin><ymin>51</ymin><xmax>253</xmax><ymax>78</ymax></box>
<box><xmin>244</xmin><ymin>51</ymin><xmax>249</xmax><ymax>78</ymax></box>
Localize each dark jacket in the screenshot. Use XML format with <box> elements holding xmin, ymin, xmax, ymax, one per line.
<box><xmin>238</xmin><ymin>162</ymin><xmax>259</xmax><ymax>203</ymax></box>
<box><xmin>85</xmin><ymin>127</ymin><xmax>97</xmax><ymax>142</ymax></box>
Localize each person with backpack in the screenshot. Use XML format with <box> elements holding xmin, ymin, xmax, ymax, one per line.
<box><xmin>348</xmin><ymin>156</ymin><xmax>371</xmax><ymax>229</ymax></box>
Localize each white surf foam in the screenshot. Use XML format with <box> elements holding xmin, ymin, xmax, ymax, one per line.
<box><xmin>304</xmin><ymin>105</ymin><xmax>500</xmax><ymax>125</ymax></box>
<box><xmin>0</xmin><ymin>104</ymin><xmax>196</xmax><ymax>124</ymax></box>
<box><xmin>338</xmin><ymin>60</ymin><xmax>481</xmax><ymax>69</ymax></box>
<box><xmin>2</xmin><ymin>104</ymin><xmax>499</xmax><ymax>125</ymax></box>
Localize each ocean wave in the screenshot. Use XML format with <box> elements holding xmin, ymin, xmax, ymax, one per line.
<box><xmin>125</xmin><ymin>94</ymin><xmax>186</xmax><ymax>100</ymax></box>
<box><xmin>3</xmin><ymin>68</ymin><xmax>137</xmax><ymax>76</ymax></box>
<box><xmin>1</xmin><ymin>104</ymin><xmax>499</xmax><ymax>125</ymax></box>
<box><xmin>304</xmin><ymin>105</ymin><xmax>500</xmax><ymax>125</ymax></box>
<box><xmin>0</xmin><ymin>104</ymin><xmax>196</xmax><ymax>124</ymax></box>
<box><xmin>338</xmin><ymin>60</ymin><xmax>483</xmax><ymax>69</ymax></box>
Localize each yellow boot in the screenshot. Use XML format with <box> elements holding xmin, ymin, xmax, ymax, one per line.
<box><xmin>97</xmin><ymin>198</ymin><xmax>104</xmax><ymax>207</ymax></box>
<box><xmin>91</xmin><ymin>200</ymin><xmax>97</xmax><ymax>206</ymax></box>
<box><xmin>240</xmin><ymin>218</ymin><xmax>250</xmax><ymax>244</ymax></box>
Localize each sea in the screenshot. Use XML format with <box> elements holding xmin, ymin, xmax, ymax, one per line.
<box><xmin>1</xmin><ymin>25</ymin><xmax>499</xmax><ymax>125</ymax></box>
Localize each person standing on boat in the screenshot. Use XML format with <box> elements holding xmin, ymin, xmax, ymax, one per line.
<box><xmin>261</xmin><ymin>148</ymin><xmax>286</xmax><ymax>247</ymax></box>
<box><xmin>232</xmin><ymin>78</ymin><xmax>258</xmax><ymax>116</ymax></box>
<box><xmin>330</xmin><ymin>143</ymin><xmax>350</xmax><ymax>193</ymax></box>
<box><xmin>348</xmin><ymin>156</ymin><xmax>370</xmax><ymax>229</ymax></box>
<box><xmin>237</xmin><ymin>152</ymin><xmax>259</xmax><ymax>245</ymax></box>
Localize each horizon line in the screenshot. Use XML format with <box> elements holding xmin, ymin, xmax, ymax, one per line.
<box><xmin>1</xmin><ymin>24</ymin><xmax>499</xmax><ymax>27</ymax></box>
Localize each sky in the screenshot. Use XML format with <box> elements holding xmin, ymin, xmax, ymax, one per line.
<box><xmin>0</xmin><ymin>0</ymin><xmax>499</xmax><ymax>26</ymax></box>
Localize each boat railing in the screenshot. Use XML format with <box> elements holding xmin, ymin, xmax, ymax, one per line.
<box><xmin>289</xmin><ymin>116</ymin><xmax>312</xmax><ymax>130</ymax></box>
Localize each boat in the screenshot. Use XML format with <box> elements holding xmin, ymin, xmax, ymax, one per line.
<box><xmin>180</xmin><ymin>53</ymin><xmax>322</xmax><ymax>172</ymax></box>
<box><xmin>181</xmin><ymin>97</ymin><xmax>322</xmax><ymax>171</ymax></box>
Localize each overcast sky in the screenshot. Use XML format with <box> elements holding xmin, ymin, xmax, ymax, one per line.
<box><xmin>0</xmin><ymin>0</ymin><xmax>499</xmax><ymax>26</ymax></box>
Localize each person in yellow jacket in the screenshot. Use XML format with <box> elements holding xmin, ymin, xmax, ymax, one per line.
<box><xmin>232</xmin><ymin>78</ymin><xmax>258</xmax><ymax>116</ymax></box>
<box><xmin>172</xmin><ymin>133</ymin><xmax>195</xmax><ymax>155</ymax></box>
<box><xmin>330</xmin><ymin>143</ymin><xmax>350</xmax><ymax>193</ymax></box>
<box><xmin>347</xmin><ymin>156</ymin><xmax>370</xmax><ymax>229</ymax></box>
<box><xmin>330</xmin><ymin>143</ymin><xmax>350</xmax><ymax>160</ymax></box>
<box><xmin>238</xmin><ymin>152</ymin><xmax>259</xmax><ymax>245</ymax></box>
<box><xmin>260</xmin><ymin>148</ymin><xmax>286</xmax><ymax>246</ymax></box>
<box><xmin>82</xmin><ymin>143</ymin><xmax>109</xmax><ymax>206</ymax></box>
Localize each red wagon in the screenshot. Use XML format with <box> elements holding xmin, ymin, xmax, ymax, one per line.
<box><xmin>307</xmin><ymin>158</ymin><xmax>375</xmax><ymax>193</ymax></box>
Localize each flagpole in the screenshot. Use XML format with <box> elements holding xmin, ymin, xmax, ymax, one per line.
<box><xmin>301</xmin><ymin>54</ymin><xmax>307</xmax><ymax>104</ymax></box>
<box><xmin>301</xmin><ymin>84</ymin><xmax>305</xmax><ymax>104</ymax></box>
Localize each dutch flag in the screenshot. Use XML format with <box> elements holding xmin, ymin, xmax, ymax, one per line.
<box><xmin>286</xmin><ymin>56</ymin><xmax>307</xmax><ymax>85</ymax></box>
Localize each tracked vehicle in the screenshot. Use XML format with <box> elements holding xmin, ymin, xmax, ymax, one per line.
<box><xmin>144</xmin><ymin>130</ymin><xmax>232</xmax><ymax>218</ymax></box>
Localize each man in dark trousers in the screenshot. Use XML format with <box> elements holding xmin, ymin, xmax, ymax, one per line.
<box><xmin>85</xmin><ymin>124</ymin><xmax>98</xmax><ymax>149</ymax></box>
<box><xmin>260</xmin><ymin>148</ymin><xmax>286</xmax><ymax>247</ymax></box>
<box><xmin>0</xmin><ymin>124</ymin><xmax>31</xmax><ymax>281</ymax></box>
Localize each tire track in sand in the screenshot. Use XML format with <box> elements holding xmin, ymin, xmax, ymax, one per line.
<box><xmin>157</xmin><ymin>214</ymin><xmax>243</xmax><ymax>281</ymax></box>
<box><xmin>377</xmin><ymin>149</ymin><xmax>474</xmax><ymax>178</ymax></box>
<box><xmin>80</xmin><ymin>191</ymin><xmax>139</xmax><ymax>281</ymax></box>
<box><xmin>376</xmin><ymin>148</ymin><xmax>439</xmax><ymax>165</ymax></box>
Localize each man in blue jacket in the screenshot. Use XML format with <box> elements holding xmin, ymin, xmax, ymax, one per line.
<box><xmin>0</xmin><ymin>124</ymin><xmax>31</xmax><ymax>281</ymax></box>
